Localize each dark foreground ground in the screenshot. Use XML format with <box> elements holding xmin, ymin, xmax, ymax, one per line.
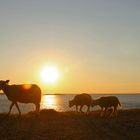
<box><xmin>0</xmin><ymin>109</ymin><xmax>139</xmax><ymax>140</ymax></box>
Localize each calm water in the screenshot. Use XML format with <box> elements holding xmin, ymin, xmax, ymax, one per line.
<box><xmin>0</xmin><ymin>94</ymin><xmax>140</xmax><ymax>113</ymax></box>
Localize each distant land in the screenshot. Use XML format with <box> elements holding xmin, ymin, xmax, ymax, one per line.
<box><xmin>44</xmin><ymin>93</ymin><xmax>140</xmax><ymax>95</ymax></box>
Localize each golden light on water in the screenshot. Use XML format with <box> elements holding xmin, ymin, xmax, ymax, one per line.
<box><xmin>40</xmin><ymin>66</ymin><xmax>60</xmax><ymax>84</ymax></box>
<box><xmin>41</xmin><ymin>95</ymin><xmax>58</xmax><ymax>110</ymax></box>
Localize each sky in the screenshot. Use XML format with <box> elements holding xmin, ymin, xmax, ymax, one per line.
<box><xmin>0</xmin><ymin>0</ymin><xmax>140</xmax><ymax>94</ymax></box>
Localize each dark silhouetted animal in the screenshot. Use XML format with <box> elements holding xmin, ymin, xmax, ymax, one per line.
<box><xmin>0</xmin><ymin>80</ymin><xmax>41</xmax><ymax>115</ymax></box>
<box><xmin>92</xmin><ymin>96</ymin><xmax>121</xmax><ymax>117</ymax></box>
<box><xmin>69</xmin><ymin>93</ymin><xmax>93</xmax><ymax>113</ymax></box>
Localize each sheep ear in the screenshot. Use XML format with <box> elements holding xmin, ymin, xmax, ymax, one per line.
<box><xmin>6</xmin><ymin>80</ymin><xmax>10</xmax><ymax>83</ymax></box>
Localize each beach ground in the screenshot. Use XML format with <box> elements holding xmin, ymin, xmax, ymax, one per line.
<box><xmin>0</xmin><ymin>109</ymin><xmax>139</xmax><ymax>140</ymax></box>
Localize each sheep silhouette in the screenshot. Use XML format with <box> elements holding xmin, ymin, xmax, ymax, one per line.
<box><xmin>92</xmin><ymin>96</ymin><xmax>121</xmax><ymax>117</ymax></box>
<box><xmin>0</xmin><ymin>80</ymin><xmax>41</xmax><ymax>115</ymax></box>
<box><xmin>69</xmin><ymin>93</ymin><xmax>93</xmax><ymax>113</ymax></box>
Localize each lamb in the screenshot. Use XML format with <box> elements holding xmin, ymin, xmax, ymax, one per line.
<box><xmin>92</xmin><ymin>96</ymin><xmax>121</xmax><ymax>117</ymax></box>
<box><xmin>69</xmin><ymin>93</ymin><xmax>93</xmax><ymax>113</ymax></box>
<box><xmin>0</xmin><ymin>80</ymin><xmax>41</xmax><ymax>115</ymax></box>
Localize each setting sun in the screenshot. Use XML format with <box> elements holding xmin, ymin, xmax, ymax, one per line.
<box><xmin>40</xmin><ymin>66</ymin><xmax>60</xmax><ymax>84</ymax></box>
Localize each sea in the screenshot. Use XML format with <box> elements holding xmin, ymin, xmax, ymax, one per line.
<box><xmin>0</xmin><ymin>94</ymin><xmax>140</xmax><ymax>114</ymax></box>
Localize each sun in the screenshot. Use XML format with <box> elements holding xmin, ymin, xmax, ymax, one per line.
<box><xmin>40</xmin><ymin>66</ymin><xmax>60</xmax><ymax>84</ymax></box>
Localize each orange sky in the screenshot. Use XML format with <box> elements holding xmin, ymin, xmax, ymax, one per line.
<box><xmin>0</xmin><ymin>1</ymin><xmax>140</xmax><ymax>94</ymax></box>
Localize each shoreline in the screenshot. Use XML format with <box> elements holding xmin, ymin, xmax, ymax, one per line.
<box><xmin>1</xmin><ymin>93</ymin><xmax>139</xmax><ymax>95</ymax></box>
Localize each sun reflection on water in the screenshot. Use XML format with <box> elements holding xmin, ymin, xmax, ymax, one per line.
<box><xmin>41</xmin><ymin>95</ymin><xmax>58</xmax><ymax>110</ymax></box>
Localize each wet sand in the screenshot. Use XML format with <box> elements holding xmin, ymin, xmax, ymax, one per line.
<box><xmin>0</xmin><ymin>109</ymin><xmax>139</xmax><ymax>140</ymax></box>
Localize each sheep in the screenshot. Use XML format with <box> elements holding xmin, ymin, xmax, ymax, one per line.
<box><xmin>92</xmin><ymin>96</ymin><xmax>121</xmax><ymax>117</ymax></box>
<box><xmin>69</xmin><ymin>93</ymin><xmax>93</xmax><ymax>113</ymax></box>
<box><xmin>0</xmin><ymin>80</ymin><xmax>41</xmax><ymax>116</ymax></box>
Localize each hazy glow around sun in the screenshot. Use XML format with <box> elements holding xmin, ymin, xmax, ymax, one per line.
<box><xmin>40</xmin><ymin>66</ymin><xmax>60</xmax><ymax>84</ymax></box>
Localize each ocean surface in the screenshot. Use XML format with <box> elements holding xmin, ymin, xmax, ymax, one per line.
<box><xmin>0</xmin><ymin>94</ymin><xmax>140</xmax><ymax>114</ymax></box>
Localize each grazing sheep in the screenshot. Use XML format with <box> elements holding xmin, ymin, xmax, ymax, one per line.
<box><xmin>0</xmin><ymin>80</ymin><xmax>41</xmax><ymax>115</ymax></box>
<box><xmin>92</xmin><ymin>96</ymin><xmax>121</xmax><ymax>117</ymax></box>
<box><xmin>69</xmin><ymin>93</ymin><xmax>93</xmax><ymax>113</ymax></box>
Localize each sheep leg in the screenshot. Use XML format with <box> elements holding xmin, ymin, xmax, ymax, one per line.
<box><xmin>109</xmin><ymin>107</ymin><xmax>114</xmax><ymax>117</ymax></box>
<box><xmin>36</xmin><ymin>103</ymin><xmax>40</xmax><ymax>112</ymax></box>
<box><xmin>80</xmin><ymin>105</ymin><xmax>84</xmax><ymax>113</ymax></box>
<box><xmin>104</xmin><ymin>107</ymin><xmax>108</xmax><ymax>117</ymax></box>
<box><xmin>15</xmin><ymin>102</ymin><xmax>21</xmax><ymax>116</ymax></box>
<box><xmin>8</xmin><ymin>102</ymin><xmax>14</xmax><ymax>116</ymax></box>
<box><xmin>114</xmin><ymin>107</ymin><xmax>117</xmax><ymax>117</ymax></box>
<box><xmin>86</xmin><ymin>105</ymin><xmax>90</xmax><ymax>113</ymax></box>
<box><xmin>76</xmin><ymin>105</ymin><xmax>78</xmax><ymax>112</ymax></box>
<box><xmin>100</xmin><ymin>108</ymin><xmax>104</xmax><ymax>117</ymax></box>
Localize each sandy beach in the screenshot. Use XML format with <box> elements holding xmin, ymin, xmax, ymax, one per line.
<box><xmin>0</xmin><ymin>109</ymin><xmax>139</xmax><ymax>140</ymax></box>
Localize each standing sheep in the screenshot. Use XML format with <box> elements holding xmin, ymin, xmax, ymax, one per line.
<box><xmin>0</xmin><ymin>80</ymin><xmax>41</xmax><ymax>115</ymax></box>
<box><xmin>69</xmin><ymin>93</ymin><xmax>93</xmax><ymax>113</ymax></box>
<box><xmin>92</xmin><ymin>96</ymin><xmax>121</xmax><ymax>117</ymax></box>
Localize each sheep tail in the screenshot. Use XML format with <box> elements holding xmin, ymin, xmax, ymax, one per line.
<box><xmin>118</xmin><ymin>100</ymin><xmax>121</xmax><ymax>107</ymax></box>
